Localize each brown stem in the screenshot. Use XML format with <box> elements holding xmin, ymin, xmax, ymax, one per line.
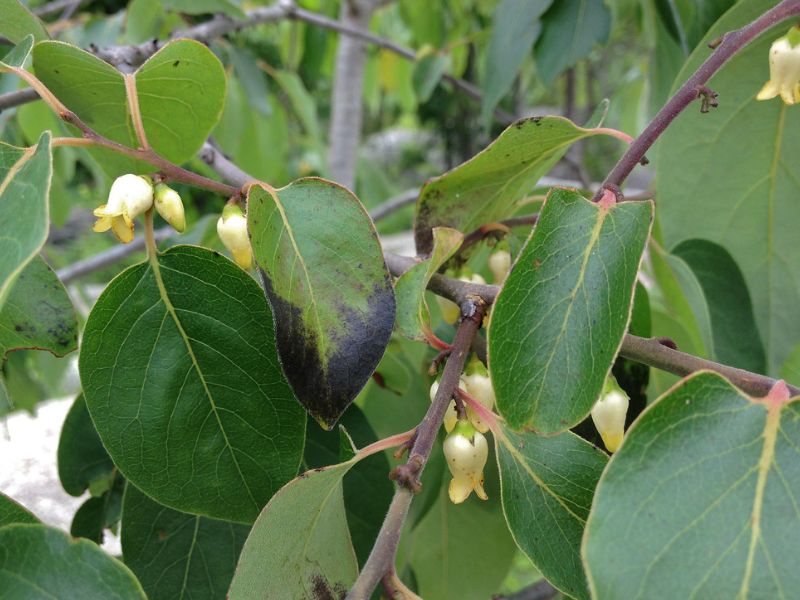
<box><xmin>346</xmin><ymin>301</ymin><xmax>485</xmax><ymax>599</ymax></box>
<box><xmin>458</xmin><ymin>213</ymin><xmax>539</xmax><ymax>255</ymax></box>
<box><xmin>594</xmin><ymin>0</ymin><xmax>800</xmax><ymax>200</ymax></box>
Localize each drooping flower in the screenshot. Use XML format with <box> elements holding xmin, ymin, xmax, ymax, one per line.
<box><xmin>217</xmin><ymin>204</ymin><xmax>253</xmax><ymax>270</ymax></box>
<box><xmin>154</xmin><ymin>183</ymin><xmax>186</xmax><ymax>233</ymax></box>
<box><xmin>488</xmin><ymin>249</ymin><xmax>511</xmax><ymax>284</ymax></box>
<box><xmin>460</xmin><ymin>371</ymin><xmax>496</xmax><ymax>433</ymax></box>
<box><xmin>93</xmin><ymin>174</ymin><xmax>154</xmax><ymax>243</ymax></box>
<box><xmin>590</xmin><ymin>379</ymin><xmax>630</xmax><ymax>453</ymax></box>
<box><xmin>443</xmin><ymin>420</ymin><xmax>489</xmax><ymax>504</ymax></box>
<box><xmin>429</xmin><ymin>378</ymin><xmax>466</xmax><ymax>433</ymax></box>
<box><xmin>756</xmin><ymin>27</ymin><xmax>800</xmax><ymax>105</ymax></box>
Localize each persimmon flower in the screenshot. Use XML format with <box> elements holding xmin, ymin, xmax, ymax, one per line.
<box><xmin>590</xmin><ymin>383</ymin><xmax>629</xmax><ymax>453</ymax></box>
<box><xmin>217</xmin><ymin>204</ymin><xmax>253</xmax><ymax>270</ymax></box>
<box><xmin>488</xmin><ymin>249</ymin><xmax>511</xmax><ymax>284</ymax></box>
<box><xmin>756</xmin><ymin>27</ymin><xmax>800</xmax><ymax>105</ymax></box>
<box><xmin>154</xmin><ymin>183</ymin><xmax>186</xmax><ymax>233</ymax></box>
<box><xmin>429</xmin><ymin>379</ymin><xmax>467</xmax><ymax>433</ymax></box>
<box><xmin>460</xmin><ymin>372</ymin><xmax>496</xmax><ymax>433</ymax></box>
<box><xmin>443</xmin><ymin>420</ymin><xmax>488</xmax><ymax>504</ymax></box>
<box><xmin>93</xmin><ymin>174</ymin><xmax>154</xmax><ymax>243</ymax></box>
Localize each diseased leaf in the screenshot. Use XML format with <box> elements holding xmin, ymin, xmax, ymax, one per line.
<box><xmin>395</xmin><ymin>227</ymin><xmax>463</xmax><ymax>341</ymax></box>
<box><xmin>247</xmin><ymin>178</ymin><xmax>396</xmax><ymax>429</ymax></box>
<box><xmin>414</xmin><ymin>117</ymin><xmax>617</xmax><ymax>253</ymax></box>
<box><xmin>672</xmin><ymin>238</ymin><xmax>766</xmax><ymax>374</ymax></box>
<box><xmin>534</xmin><ymin>0</ymin><xmax>612</xmax><ymax>85</ymax></box>
<box><xmin>0</xmin><ymin>1</ymin><xmax>48</xmax><ymax>44</ymax></box>
<box><xmin>79</xmin><ymin>245</ymin><xmax>306</xmax><ymax>523</ymax></box>
<box><xmin>584</xmin><ymin>371</ymin><xmax>800</xmax><ymax>599</ymax></box>
<box><xmin>228</xmin><ymin>458</ymin><xmax>361</xmax><ymax>598</ymax></box>
<box><xmin>0</xmin><ymin>132</ymin><xmax>51</xmax><ymax>307</ymax></box>
<box><xmin>496</xmin><ymin>426</ymin><xmax>607</xmax><ymax>599</ymax></box>
<box><xmin>489</xmin><ymin>188</ymin><xmax>653</xmax><ymax>432</ymax></box>
<box><xmin>657</xmin><ymin>0</ymin><xmax>800</xmax><ymax>375</ymax></box>
<box><xmin>57</xmin><ymin>394</ymin><xmax>116</xmax><ymax>497</ymax></box>
<box><xmin>481</xmin><ymin>0</ymin><xmax>552</xmax><ymax>124</ymax></box>
<box><xmin>0</xmin><ymin>257</ymin><xmax>77</xmax><ymax>358</ymax></box>
<box><xmin>0</xmin><ymin>524</ymin><xmax>146</xmax><ymax>599</ymax></box>
<box><xmin>122</xmin><ymin>484</ymin><xmax>250</xmax><ymax>600</ymax></box>
<box><xmin>0</xmin><ymin>492</ymin><xmax>39</xmax><ymax>527</ymax></box>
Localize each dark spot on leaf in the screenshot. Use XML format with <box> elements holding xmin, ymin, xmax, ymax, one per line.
<box><xmin>14</xmin><ymin>324</ymin><xmax>23</xmax><ymax>332</ymax></box>
<box><xmin>173</xmin><ymin>60</ymin><xmax>180</xmax><ymax>67</ymax></box>
<box><xmin>533</xmin><ymin>258</ymin><xmax>541</xmax><ymax>269</ymax></box>
<box><xmin>157</xmin><ymin>530</ymin><xmax>167</xmax><ymax>541</ymax></box>
<box><xmin>309</xmin><ymin>574</ymin><xmax>346</xmax><ymax>600</ymax></box>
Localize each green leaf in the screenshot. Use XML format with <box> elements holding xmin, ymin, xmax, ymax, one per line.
<box><xmin>269</xmin><ymin>69</ymin><xmax>322</xmax><ymax>145</ymax></box>
<box><xmin>656</xmin><ymin>0</ymin><xmax>800</xmax><ymax>375</ymax></box>
<box><xmin>303</xmin><ymin>406</ymin><xmax>394</xmax><ymax>565</ymax></box>
<box><xmin>134</xmin><ymin>39</ymin><xmax>227</xmax><ymax>164</ymax></box>
<box><xmin>395</xmin><ymin>227</ymin><xmax>463</xmax><ymax>341</ymax></box>
<box><xmin>672</xmin><ymin>239</ymin><xmax>766</xmax><ymax>373</ymax></box>
<box><xmin>481</xmin><ymin>0</ymin><xmax>552</xmax><ymax>125</ymax></box>
<box><xmin>413</xmin><ymin>53</ymin><xmax>448</xmax><ymax>103</ymax></box>
<box><xmin>70</xmin><ymin>475</ymin><xmax>124</xmax><ymax>544</ymax></box>
<box><xmin>0</xmin><ymin>132</ymin><xmax>51</xmax><ymax>307</ymax></box>
<box><xmin>79</xmin><ymin>245</ymin><xmax>305</xmax><ymax>523</ymax></box>
<box><xmin>414</xmin><ymin>117</ymin><xmax>615</xmax><ymax>253</ymax></box>
<box><xmin>780</xmin><ymin>343</ymin><xmax>800</xmax><ymax>387</ymax></box>
<box><xmin>489</xmin><ymin>188</ymin><xmax>653</xmax><ymax>432</ymax></box>
<box><xmin>32</xmin><ymin>39</ymin><xmax>226</xmax><ymax>173</ymax></box>
<box><xmin>0</xmin><ymin>256</ymin><xmax>77</xmax><ymax>358</ymax></box>
<box><xmin>228</xmin><ymin>459</ymin><xmax>360</xmax><ymax>598</ymax></box>
<box><xmin>584</xmin><ymin>371</ymin><xmax>800</xmax><ymax>598</ymax></box>
<box><xmin>161</xmin><ymin>0</ymin><xmax>245</xmax><ymax>18</ymax></box>
<box><xmin>0</xmin><ymin>492</ymin><xmax>39</xmax><ymax>527</ymax></box>
<box><xmin>534</xmin><ymin>0</ymin><xmax>611</xmax><ymax>85</ymax></box>
<box><xmin>0</xmin><ymin>524</ymin><xmax>146</xmax><ymax>598</ymax></box>
<box><xmin>122</xmin><ymin>483</ymin><xmax>250</xmax><ymax>600</ymax></box>
<box><xmin>495</xmin><ymin>426</ymin><xmax>607</xmax><ymax>599</ymax></box>
<box><xmin>57</xmin><ymin>394</ymin><xmax>116</xmax><ymax>497</ymax></box>
<box><xmin>0</xmin><ymin>1</ymin><xmax>47</xmax><ymax>44</ymax></box>
<box><xmin>247</xmin><ymin>179</ymin><xmax>396</xmax><ymax>429</ymax></box>
<box><xmin>0</xmin><ymin>34</ymin><xmax>34</xmax><ymax>68</ymax></box>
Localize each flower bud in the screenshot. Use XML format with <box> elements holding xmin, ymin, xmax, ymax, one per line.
<box><xmin>756</xmin><ymin>27</ymin><xmax>800</xmax><ymax>105</ymax></box>
<box><xmin>154</xmin><ymin>183</ymin><xmax>186</xmax><ymax>233</ymax></box>
<box><xmin>429</xmin><ymin>378</ymin><xmax>465</xmax><ymax>433</ymax></box>
<box><xmin>460</xmin><ymin>372</ymin><xmax>496</xmax><ymax>433</ymax></box>
<box><xmin>590</xmin><ymin>383</ymin><xmax>629</xmax><ymax>453</ymax></box>
<box><xmin>93</xmin><ymin>174</ymin><xmax>154</xmax><ymax>243</ymax></box>
<box><xmin>217</xmin><ymin>204</ymin><xmax>253</xmax><ymax>270</ymax></box>
<box><xmin>443</xmin><ymin>420</ymin><xmax>488</xmax><ymax>504</ymax></box>
<box><xmin>488</xmin><ymin>249</ymin><xmax>511</xmax><ymax>284</ymax></box>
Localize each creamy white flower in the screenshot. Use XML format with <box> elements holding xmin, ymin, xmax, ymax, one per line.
<box><xmin>154</xmin><ymin>183</ymin><xmax>186</xmax><ymax>233</ymax></box>
<box><xmin>217</xmin><ymin>205</ymin><xmax>253</xmax><ymax>270</ymax></box>
<box><xmin>590</xmin><ymin>388</ymin><xmax>629</xmax><ymax>453</ymax></box>
<box><xmin>757</xmin><ymin>31</ymin><xmax>800</xmax><ymax>105</ymax></box>
<box><xmin>429</xmin><ymin>379</ymin><xmax>467</xmax><ymax>433</ymax></box>
<box><xmin>460</xmin><ymin>372</ymin><xmax>496</xmax><ymax>433</ymax></box>
<box><xmin>443</xmin><ymin>421</ymin><xmax>488</xmax><ymax>504</ymax></box>
<box><xmin>93</xmin><ymin>174</ymin><xmax>154</xmax><ymax>243</ymax></box>
<box><xmin>488</xmin><ymin>249</ymin><xmax>511</xmax><ymax>284</ymax></box>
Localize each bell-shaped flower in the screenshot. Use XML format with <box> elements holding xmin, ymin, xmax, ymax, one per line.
<box><xmin>430</xmin><ymin>378</ymin><xmax>468</xmax><ymax>433</ymax></box>
<box><xmin>460</xmin><ymin>372</ymin><xmax>496</xmax><ymax>433</ymax></box>
<box><xmin>488</xmin><ymin>249</ymin><xmax>511</xmax><ymax>284</ymax></box>
<box><xmin>217</xmin><ymin>204</ymin><xmax>253</xmax><ymax>270</ymax></box>
<box><xmin>590</xmin><ymin>381</ymin><xmax>629</xmax><ymax>453</ymax></box>
<box><xmin>93</xmin><ymin>174</ymin><xmax>154</xmax><ymax>243</ymax></box>
<box><xmin>443</xmin><ymin>420</ymin><xmax>489</xmax><ymax>504</ymax></box>
<box><xmin>757</xmin><ymin>27</ymin><xmax>800</xmax><ymax>105</ymax></box>
<box><xmin>154</xmin><ymin>183</ymin><xmax>186</xmax><ymax>233</ymax></box>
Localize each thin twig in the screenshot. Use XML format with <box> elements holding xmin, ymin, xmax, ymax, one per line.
<box><xmin>0</xmin><ymin>88</ymin><xmax>39</xmax><ymax>113</ymax></box>
<box><xmin>594</xmin><ymin>0</ymin><xmax>800</xmax><ymax>200</ymax></box>
<box><xmin>346</xmin><ymin>301</ymin><xmax>485</xmax><ymax>599</ymax></box>
<box><xmin>369</xmin><ymin>188</ymin><xmax>419</xmax><ymax>222</ymax></box>
<box><xmin>33</xmin><ymin>0</ymin><xmax>90</xmax><ymax>17</ymax></box>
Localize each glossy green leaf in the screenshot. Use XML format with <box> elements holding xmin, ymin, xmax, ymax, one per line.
<box><xmin>657</xmin><ymin>0</ymin><xmax>800</xmax><ymax>375</ymax></box>
<box><xmin>0</xmin><ymin>492</ymin><xmax>38</xmax><ymax>527</ymax></box>
<box><xmin>413</xmin><ymin>53</ymin><xmax>448</xmax><ymax>103</ymax></box>
<box><xmin>672</xmin><ymin>238</ymin><xmax>766</xmax><ymax>373</ymax></box>
<box><xmin>496</xmin><ymin>426</ymin><xmax>607</xmax><ymax>599</ymax></box>
<box><xmin>0</xmin><ymin>132</ymin><xmax>51</xmax><ymax>307</ymax></box>
<box><xmin>481</xmin><ymin>0</ymin><xmax>552</xmax><ymax>124</ymax></box>
<box><xmin>414</xmin><ymin>117</ymin><xmax>616</xmax><ymax>253</ymax></box>
<box><xmin>33</xmin><ymin>39</ymin><xmax>226</xmax><ymax>173</ymax></box>
<box><xmin>228</xmin><ymin>457</ymin><xmax>361</xmax><ymax>599</ymax></box>
<box><xmin>122</xmin><ymin>483</ymin><xmax>250</xmax><ymax>600</ymax></box>
<box><xmin>58</xmin><ymin>394</ymin><xmax>116</xmax><ymax>497</ymax></box>
<box><xmin>535</xmin><ymin>0</ymin><xmax>611</xmax><ymax>85</ymax></box>
<box><xmin>79</xmin><ymin>245</ymin><xmax>305</xmax><ymax>523</ymax></box>
<box><xmin>655</xmin><ymin>0</ymin><xmax>735</xmax><ymax>51</ymax></box>
<box><xmin>489</xmin><ymin>188</ymin><xmax>653</xmax><ymax>432</ymax></box>
<box><xmin>395</xmin><ymin>227</ymin><xmax>463</xmax><ymax>341</ymax></box>
<box><xmin>248</xmin><ymin>178</ymin><xmax>396</xmax><ymax>429</ymax></box>
<box><xmin>0</xmin><ymin>1</ymin><xmax>47</xmax><ymax>44</ymax></box>
<box><xmin>134</xmin><ymin>39</ymin><xmax>227</xmax><ymax>164</ymax></box>
<box><xmin>0</xmin><ymin>257</ymin><xmax>77</xmax><ymax>358</ymax></box>
<box><xmin>0</xmin><ymin>524</ymin><xmax>146</xmax><ymax>599</ymax></box>
<box><xmin>584</xmin><ymin>371</ymin><xmax>800</xmax><ymax>599</ymax></box>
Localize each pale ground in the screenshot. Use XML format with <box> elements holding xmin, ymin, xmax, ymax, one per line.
<box><xmin>0</xmin><ymin>396</ymin><xmax>122</xmax><ymax>555</ymax></box>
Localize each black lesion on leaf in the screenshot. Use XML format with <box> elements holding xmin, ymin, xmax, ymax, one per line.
<box><xmin>309</xmin><ymin>574</ymin><xmax>347</xmax><ymax>600</ymax></box>
<box><xmin>259</xmin><ymin>269</ymin><xmax>396</xmax><ymax>430</ymax></box>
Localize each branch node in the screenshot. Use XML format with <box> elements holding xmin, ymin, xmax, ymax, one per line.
<box><xmin>389</xmin><ymin>454</ymin><xmax>424</xmax><ymax>493</ymax></box>
<box><xmin>392</xmin><ymin>429</ymin><xmax>417</xmax><ymax>460</ymax></box>
<box><xmin>428</xmin><ymin>347</ymin><xmax>452</xmax><ymax>376</ymax></box>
